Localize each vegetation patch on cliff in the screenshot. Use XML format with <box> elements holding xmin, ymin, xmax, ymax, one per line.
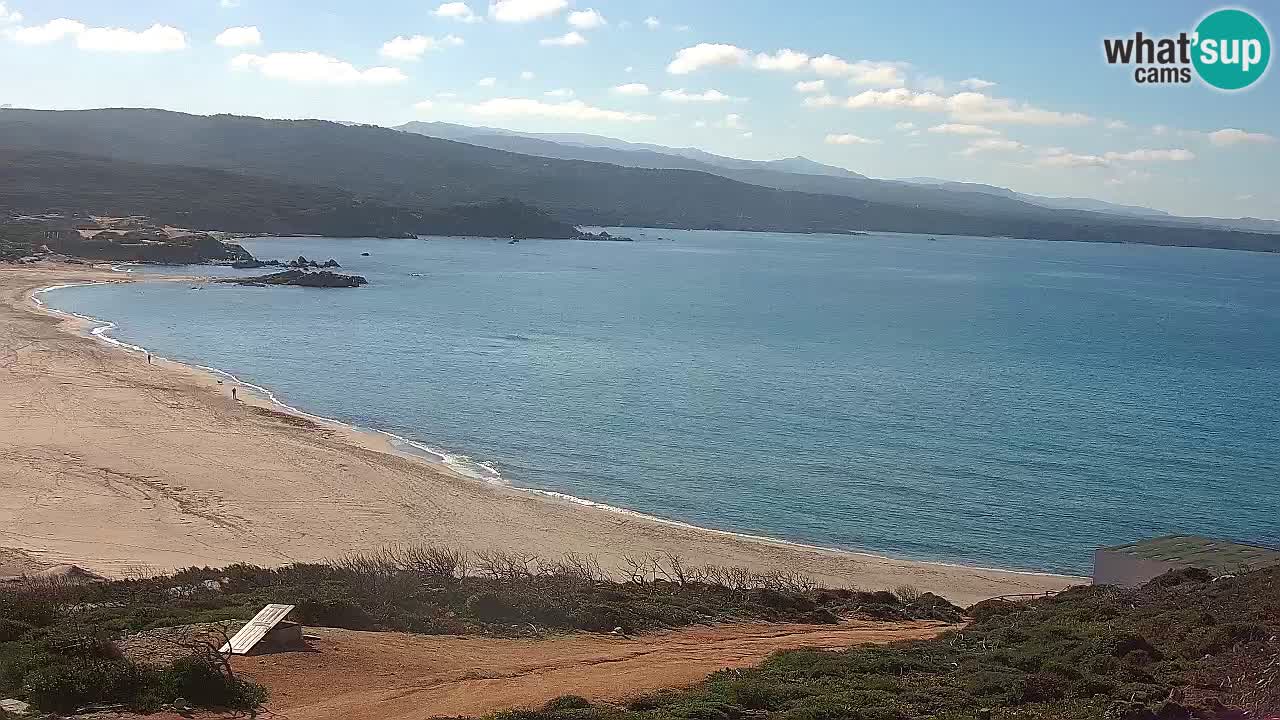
<box><xmin>479</xmin><ymin>566</ymin><xmax>1280</xmax><ymax>720</ymax></box>
<box><xmin>0</xmin><ymin>547</ymin><xmax>959</xmax><ymax>714</ymax></box>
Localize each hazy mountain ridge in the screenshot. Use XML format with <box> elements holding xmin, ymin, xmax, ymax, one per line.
<box><xmin>401</xmin><ymin>120</ymin><xmax>1279</xmax><ymax>234</ymax></box>
<box><xmin>399</xmin><ymin>121</ymin><xmax>867</xmax><ymax>178</ymax></box>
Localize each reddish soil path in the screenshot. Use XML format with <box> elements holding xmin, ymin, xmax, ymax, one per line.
<box><xmin>223</xmin><ymin>620</ymin><xmax>950</xmax><ymax>720</ymax></box>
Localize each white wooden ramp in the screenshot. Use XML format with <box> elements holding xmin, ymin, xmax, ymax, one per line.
<box><xmin>220</xmin><ymin>604</ymin><xmax>295</xmax><ymax>655</ymax></box>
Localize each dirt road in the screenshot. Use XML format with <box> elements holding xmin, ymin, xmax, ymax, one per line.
<box><xmin>223</xmin><ymin>620</ymin><xmax>950</xmax><ymax>719</ymax></box>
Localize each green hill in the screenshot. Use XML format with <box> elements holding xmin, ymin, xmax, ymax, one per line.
<box><xmin>0</xmin><ymin>149</ymin><xmax>575</xmax><ymax>239</ymax></box>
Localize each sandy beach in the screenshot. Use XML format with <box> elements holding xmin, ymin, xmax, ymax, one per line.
<box><xmin>0</xmin><ymin>263</ymin><xmax>1081</xmax><ymax>605</ymax></box>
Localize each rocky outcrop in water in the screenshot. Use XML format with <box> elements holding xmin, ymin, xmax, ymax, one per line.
<box><xmin>578</xmin><ymin>230</ymin><xmax>633</xmax><ymax>242</ymax></box>
<box><xmin>230</xmin><ymin>259</ymin><xmax>282</xmax><ymax>269</ymax></box>
<box><xmin>287</xmin><ymin>255</ymin><xmax>341</xmax><ymax>269</ymax></box>
<box><xmin>221</xmin><ymin>269</ymin><xmax>367</xmax><ymax>288</ymax></box>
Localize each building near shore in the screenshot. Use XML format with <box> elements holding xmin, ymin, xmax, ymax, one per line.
<box><xmin>1093</xmin><ymin>535</ymin><xmax>1280</xmax><ymax>588</ymax></box>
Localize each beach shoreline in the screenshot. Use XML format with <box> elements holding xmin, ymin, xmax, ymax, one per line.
<box><xmin>1</xmin><ymin>262</ymin><xmax>1083</xmax><ymax>604</ymax></box>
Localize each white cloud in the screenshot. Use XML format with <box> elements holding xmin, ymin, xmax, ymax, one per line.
<box><xmin>477</xmin><ymin>76</ymin><xmax>497</xmax><ymax>86</ymax></box>
<box><xmin>667</xmin><ymin>43</ymin><xmax>748</xmax><ymax>74</ymax></box>
<box><xmin>219</xmin><ymin>0</ymin><xmax>240</xmax><ymax>8</ymax></box>
<box><xmin>692</xmin><ymin>119</ymin><xmax>707</xmax><ymax>128</ymax></box>
<box><xmin>894</xmin><ymin>121</ymin><xmax>915</xmax><ymax>131</ymax></box>
<box><xmin>1208</xmin><ymin>128</ymin><xmax>1276</xmax><ymax>147</ymax></box>
<box><xmin>959</xmin><ymin>137</ymin><xmax>1024</xmax><ymax>155</ymax></box>
<box><xmin>675</xmin><ymin>24</ymin><xmax>691</xmax><ymax>32</ymax></box>
<box><xmin>544</xmin><ymin>88</ymin><xmax>574</xmax><ymax>97</ymax></box>
<box><xmin>810</xmin><ymin>55</ymin><xmax>906</xmax><ymax>86</ymax></box>
<box><xmin>414</xmin><ymin>100</ymin><xmax>434</xmax><ymax>112</ymax></box>
<box><xmin>1036</xmin><ymin>146</ymin><xmax>1194</xmax><ymax>167</ymax></box>
<box><xmin>687</xmin><ymin>43</ymin><xmax>907</xmax><ymax>87</ymax></box>
<box><xmin>802</xmin><ymin>94</ymin><xmax>839</xmax><ymax>108</ymax></box>
<box><xmin>1103</xmin><ymin>148</ymin><xmax>1195</xmax><ymax>162</ymax></box>
<box><xmin>825</xmin><ymin>133</ymin><xmax>880</xmax><ymax>145</ymax></box>
<box><xmin>612</xmin><ymin>82</ymin><xmax>650</xmax><ymax>96</ymax></box>
<box><xmin>379</xmin><ymin>34</ymin><xmax>462</xmax><ymax>61</ymax></box>
<box><xmin>624</xmin><ymin>65</ymin><xmax>634</xmax><ymax>73</ymax></box>
<box><xmin>946</xmin><ymin>92</ymin><xmax>1091</xmax><ymax>125</ymax></box>
<box><xmin>928</xmin><ymin>123</ymin><xmax>999</xmax><ymax>136</ymax></box>
<box><xmin>466</xmin><ymin>97</ymin><xmax>654</xmax><ymax>122</ymax></box>
<box><xmin>12</xmin><ymin>18</ymin><xmax>86</xmax><ymax>44</ymax></box>
<box><xmin>741</xmin><ymin>131</ymin><xmax>753</xmax><ymax>138</ymax></box>
<box><xmin>79</xmin><ymin>24</ymin><xmax>187</xmax><ymax>52</ymax></box>
<box><xmin>661</xmin><ymin>88</ymin><xmax>736</xmax><ymax>103</ymax></box>
<box><xmin>720</xmin><ymin>113</ymin><xmax>744</xmax><ymax>129</ymax></box>
<box><xmin>643</xmin><ymin>16</ymin><xmax>660</xmax><ymax>30</ymax></box>
<box><xmin>520</xmin><ymin>70</ymin><xmax>535</xmax><ymax>80</ymax></box>
<box><xmin>1037</xmin><ymin>150</ymin><xmax>1108</xmax><ymax>168</ymax></box>
<box><xmin>825</xmin><ymin>88</ymin><xmax>1093</xmax><ymax>126</ymax></box>
<box><xmin>214</xmin><ymin>25</ymin><xmax>260</xmax><ymax>47</ymax></box>
<box><xmin>14</xmin><ymin>18</ymin><xmax>188</xmax><ymax>52</ymax></box>
<box><xmin>844</xmin><ymin>88</ymin><xmax>946</xmax><ymax>111</ymax></box>
<box><xmin>437</xmin><ymin>91</ymin><xmax>458</xmax><ymax>98</ymax></box>
<box><xmin>489</xmin><ymin>0</ymin><xmax>567</xmax><ymax>22</ymax></box>
<box><xmin>1104</xmin><ymin>120</ymin><xmax>1129</xmax><ymax>130</ymax></box>
<box><xmin>232</xmin><ymin>52</ymin><xmax>407</xmax><ymax>85</ymax></box>
<box><xmin>958</xmin><ymin>77</ymin><xmax>996</xmax><ymax>90</ymax></box>
<box><xmin>754</xmin><ymin>49</ymin><xmax>810</xmax><ymax>71</ymax></box>
<box><xmin>794</xmin><ymin>79</ymin><xmax>826</xmax><ymax>93</ymax></box>
<box><xmin>0</xmin><ymin>2</ymin><xmax>22</xmax><ymax>24</ymax></box>
<box><xmin>567</xmin><ymin>9</ymin><xmax>606</xmax><ymax>29</ymax></box>
<box><xmin>540</xmin><ymin>31</ymin><xmax>586</xmax><ymax>46</ymax></box>
<box><xmin>435</xmin><ymin>2</ymin><xmax>482</xmax><ymax>23</ymax></box>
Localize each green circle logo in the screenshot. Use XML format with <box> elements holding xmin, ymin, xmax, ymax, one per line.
<box><xmin>1193</xmin><ymin>8</ymin><xmax>1270</xmax><ymax>90</ymax></box>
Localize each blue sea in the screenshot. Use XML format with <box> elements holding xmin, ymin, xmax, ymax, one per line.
<box><xmin>43</xmin><ymin>229</ymin><xmax>1280</xmax><ymax>575</ymax></box>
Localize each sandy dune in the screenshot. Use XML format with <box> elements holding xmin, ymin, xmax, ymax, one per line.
<box><xmin>0</xmin><ymin>263</ymin><xmax>1081</xmax><ymax>605</ymax></box>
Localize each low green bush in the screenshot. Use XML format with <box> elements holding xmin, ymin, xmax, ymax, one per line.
<box><xmin>543</xmin><ymin>695</ymin><xmax>593</xmax><ymax>711</ymax></box>
<box><xmin>471</xmin><ymin>566</ymin><xmax>1280</xmax><ymax>720</ymax></box>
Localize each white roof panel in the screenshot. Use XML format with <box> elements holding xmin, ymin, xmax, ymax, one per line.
<box><xmin>220</xmin><ymin>603</ymin><xmax>295</xmax><ymax>655</ymax></box>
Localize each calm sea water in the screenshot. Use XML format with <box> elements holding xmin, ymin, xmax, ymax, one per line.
<box><xmin>45</xmin><ymin>230</ymin><xmax>1280</xmax><ymax>575</ymax></box>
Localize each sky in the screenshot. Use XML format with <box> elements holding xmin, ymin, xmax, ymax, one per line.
<box><xmin>0</xmin><ymin>0</ymin><xmax>1276</xmax><ymax>218</ymax></box>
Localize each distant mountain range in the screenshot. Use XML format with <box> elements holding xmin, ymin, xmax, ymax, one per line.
<box><xmin>400</xmin><ymin>121</ymin><xmax>868</xmax><ymax>179</ymax></box>
<box><xmin>0</xmin><ymin>107</ymin><xmax>1276</xmax><ymax>252</ymax></box>
<box><xmin>895</xmin><ymin>178</ymin><xmax>1171</xmax><ymax>218</ymax></box>
<box><xmin>400</xmin><ymin>120</ymin><xmax>1280</xmax><ymax>236</ymax></box>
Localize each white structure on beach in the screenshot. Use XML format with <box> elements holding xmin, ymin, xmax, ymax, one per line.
<box><xmin>1093</xmin><ymin>535</ymin><xmax>1280</xmax><ymax>588</ymax></box>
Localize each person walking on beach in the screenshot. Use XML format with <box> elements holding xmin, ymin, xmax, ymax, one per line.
<box><xmin>231</xmin><ymin>387</ymin><xmax>238</xmax><ymax>401</ymax></box>
<box><xmin>147</xmin><ymin>353</ymin><xmax>152</xmax><ymax>365</ymax></box>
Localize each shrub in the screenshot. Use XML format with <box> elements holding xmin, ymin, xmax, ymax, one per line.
<box><xmin>892</xmin><ymin>585</ymin><xmax>921</xmax><ymax>604</ymax></box>
<box><xmin>1199</xmin><ymin>622</ymin><xmax>1269</xmax><ymax>655</ymax></box>
<box><xmin>161</xmin><ymin>655</ymin><xmax>266</xmax><ymax>709</ymax></box>
<box><xmin>1103</xmin><ymin>631</ymin><xmax>1162</xmax><ymax>660</ymax></box>
<box><xmin>1020</xmin><ymin>671</ymin><xmax>1068</xmax><ymax>702</ymax></box>
<box><xmin>0</xmin><ymin>619</ymin><xmax>34</xmax><ymax>643</ymax></box>
<box><xmin>293</xmin><ymin>597</ymin><xmax>377</xmax><ymax>630</ymax></box>
<box><xmin>543</xmin><ymin>695</ymin><xmax>592</xmax><ymax>711</ymax></box>
<box><xmin>22</xmin><ymin>659</ymin><xmax>153</xmax><ymax>713</ymax></box>
<box><xmin>466</xmin><ymin>592</ymin><xmax>523</xmax><ymax>623</ymax></box>
<box><xmin>724</xmin><ymin>679</ymin><xmax>789</xmax><ymax>710</ymax></box>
